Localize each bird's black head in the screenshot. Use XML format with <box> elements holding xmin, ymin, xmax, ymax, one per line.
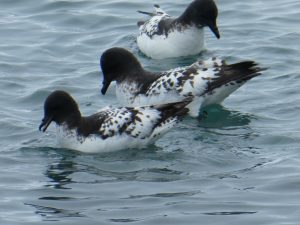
<box><xmin>100</xmin><ymin>47</ymin><xmax>143</xmax><ymax>95</ymax></box>
<box><xmin>179</xmin><ymin>0</ymin><xmax>220</xmax><ymax>39</ymax></box>
<box><xmin>39</xmin><ymin>90</ymin><xmax>81</xmax><ymax>132</ymax></box>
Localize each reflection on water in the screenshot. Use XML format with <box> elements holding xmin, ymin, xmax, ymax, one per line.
<box><xmin>25</xmin><ymin>202</ymin><xmax>85</xmax><ymax>221</ymax></box>
<box><xmin>22</xmin><ymin>150</ymin><xmax>83</xmax><ymax>221</ymax></box>
<box><xmin>45</xmin><ymin>161</ymin><xmax>75</xmax><ymax>189</ymax></box>
<box><xmin>208</xmin><ymin>160</ymin><xmax>269</xmax><ymax>180</ymax></box>
<box><xmin>203</xmin><ymin>211</ymin><xmax>257</xmax><ymax>215</ymax></box>
<box><xmin>199</xmin><ymin>105</ymin><xmax>253</xmax><ymax>128</ymax></box>
<box><xmin>126</xmin><ymin>190</ymin><xmax>202</xmax><ymax>199</ymax></box>
<box><xmin>44</xmin><ymin>151</ymin><xmax>79</xmax><ymax>189</ymax></box>
<box><xmin>43</xmin><ymin>148</ymin><xmax>188</xmax><ymax>188</ymax></box>
<box><xmin>26</xmin><ymin>149</ymin><xmax>191</xmax><ymax>221</ymax></box>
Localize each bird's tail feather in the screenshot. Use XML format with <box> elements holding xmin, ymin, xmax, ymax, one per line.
<box><xmin>137</xmin><ymin>10</ymin><xmax>156</xmax><ymax>16</ymax></box>
<box><xmin>205</xmin><ymin>61</ymin><xmax>266</xmax><ymax>94</ymax></box>
<box><xmin>137</xmin><ymin>4</ymin><xmax>165</xmax><ymax>17</ymax></box>
<box><xmin>154</xmin><ymin>97</ymin><xmax>192</xmax><ymax>121</ymax></box>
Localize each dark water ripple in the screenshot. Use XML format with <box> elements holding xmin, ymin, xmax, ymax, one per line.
<box><xmin>0</xmin><ymin>0</ymin><xmax>300</xmax><ymax>224</ymax></box>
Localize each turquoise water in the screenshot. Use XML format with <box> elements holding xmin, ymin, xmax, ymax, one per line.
<box><xmin>1</xmin><ymin>0</ymin><xmax>300</xmax><ymax>224</ymax></box>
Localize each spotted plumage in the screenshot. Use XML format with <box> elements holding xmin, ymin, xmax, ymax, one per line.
<box><xmin>100</xmin><ymin>48</ymin><xmax>265</xmax><ymax>117</ymax></box>
<box><xmin>136</xmin><ymin>0</ymin><xmax>220</xmax><ymax>59</ymax></box>
<box><xmin>39</xmin><ymin>90</ymin><xmax>191</xmax><ymax>153</ymax></box>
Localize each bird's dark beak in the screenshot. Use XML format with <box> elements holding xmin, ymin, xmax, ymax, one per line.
<box><xmin>101</xmin><ymin>80</ymin><xmax>111</xmax><ymax>95</ymax></box>
<box><xmin>207</xmin><ymin>21</ymin><xmax>220</xmax><ymax>39</ymax></box>
<box><xmin>39</xmin><ymin>116</ymin><xmax>53</xmax><ymax>132</ymax></box>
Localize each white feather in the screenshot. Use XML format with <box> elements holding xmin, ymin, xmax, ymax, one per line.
<box><xmin>57</xmin><ymin>125</ymin><xmax>151</xmax><ymax>153</ymax></box>
<box><xmin>137</xmin><ymin>25</ymin><xmax>205</xmax><ymax>59</ymax></box>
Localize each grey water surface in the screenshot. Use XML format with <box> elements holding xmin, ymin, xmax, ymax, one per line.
<box><xmin>0</xmin><ymin>0</ymin><xmax>300</xmax><ymax>224</ymax></box>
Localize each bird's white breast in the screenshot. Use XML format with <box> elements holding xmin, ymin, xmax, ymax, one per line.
<box><xmin>56</xmin><ymin>125</ymin><xmax>151</xmax><ymax>153</ymax></box>
<box><xmin>137</xmin><ymin>25</ymin><xmax>205</xmax><ymax>59</ymax></box>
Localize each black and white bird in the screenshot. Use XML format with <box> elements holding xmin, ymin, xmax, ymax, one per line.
<box><xmin>39</xmin><ymin>90</ymin><xmax>191</xmax><ymax>153</ymax></box>
<box><xmin>137</xmin><ymin>0</ymin><xmax>220</xmax><ymax>59</ymax></box>
<box><xmin>100</xmin><ymin>48</ymin><xmax>264</xmax><ymax>117</ymax></box>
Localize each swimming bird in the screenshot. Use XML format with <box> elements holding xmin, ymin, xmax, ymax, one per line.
<box><xmin>136</xmin><ymin>0</ymin><xmax>220</xmax><ymax>59</ymax></box>
<box><xmin>100</xmin><ymin>47</ymin><xmax>264</xmax><ymax>117</ymax></box>
<box><xmin>39</xmin><ymin>90</ymin><xmax>191</xmax><ymax>153</ymax></box>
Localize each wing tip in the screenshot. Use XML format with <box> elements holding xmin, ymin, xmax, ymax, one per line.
<box><xmin>155</xmin><ymin>98</ymin><xmax>192</xmax><ymax>120</ymax></box>
<box><xmin>204</xmin><ymin>60</ymin><xmax>267</xmax><ymax>94</ymax></box>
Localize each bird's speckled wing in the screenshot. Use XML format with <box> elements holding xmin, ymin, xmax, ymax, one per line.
<box><xmin>145</xmin><ymin>58</ymin><xmax>225</xmax><ymax>98</ymax></box>
<box><xmin>96</xmin><ymin>106</ymin><xmax>164</xmax><ymax>140</ymax></box>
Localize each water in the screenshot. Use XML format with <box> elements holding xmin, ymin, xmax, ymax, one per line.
<box><xmin>0</xmin><ymin>0</ymin><xmax>300</xmax><ymax>224</ymax></box>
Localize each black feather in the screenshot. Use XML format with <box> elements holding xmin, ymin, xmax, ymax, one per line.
<box><xmin>152</xmin><ymin>97</ymin><xmax>192</xmax><ymax>130</ymax></box>
<box><xmin>205</xmin><ymin>61</ymin><xmax>266</xmax><ymax>94</ymax></box>
<box><xmin>137</xmin><ymin>10</ymin><xmax>156</xmax><ymax>16</ymax></box>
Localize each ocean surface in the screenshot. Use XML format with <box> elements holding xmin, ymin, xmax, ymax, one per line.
<box><xmin>0</xmin><ymin>0</ymin><xmax>300</xmax><ymax>224</ymax></box>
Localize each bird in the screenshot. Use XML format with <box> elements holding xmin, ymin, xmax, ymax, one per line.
<box><xmin>39</xmin><ymin>90</ymin><xmax>191</xmax><ymax>153</ymax></box>
<box><xmin>100</xmin><ymin>47</ymin><xmax>265</xmax><ymax>117</ymax></box>
<box><xmin>136</xmin><ymin>0</ymin><xmax>220</xmax><ymax>59</ymax></box>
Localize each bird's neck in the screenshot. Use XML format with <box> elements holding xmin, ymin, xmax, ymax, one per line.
<box><xmin>117</xmin><ymin>70</ymin><xmax>160</xmax><ymax>94</ymax></box>
<box><xmin>62</xmin><ymin>111</ymin><xmax>82</xmax><ymax>130</ymax></box>
<box><xmin>74</xmin><ymin>115</ymin><xmax>103</xmax><ymax>137</ymax></box>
